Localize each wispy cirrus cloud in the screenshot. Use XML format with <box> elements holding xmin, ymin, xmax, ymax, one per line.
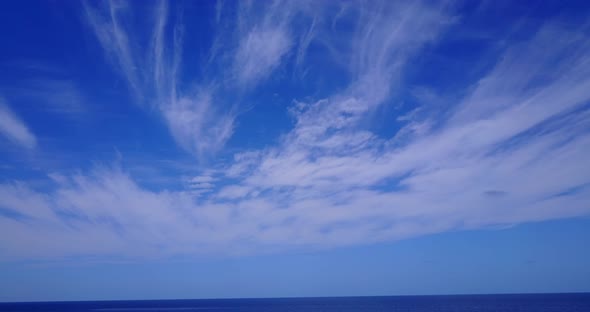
<box><xmin>211</xmin><ymin>16</ymin><xmax>590</xmax><ymax>247</ymax></box>
<box><xmin>230</xmin><ymin>1</ymin><xmax>296</xmax><ymax>88</ymax></box>
<box><xmin>233</xmin><ymin>27</ymin><xmax>291</xmax><ymax>88</ymax></box>
<box><xmin>5</xmin><ymin>79</ymin><xmax>85</xmax><ymax>116</ymax></box>
<box><xmin>0</xmin><ymin>98</ymin><xmax>36</xmax><ymax>150</ymax></box>
<box><xmin>83</xmin><ymin>0</ymin><xmax>234</xmax><ymax>158</ymax></box>
<box><xmin>81</xmin><ymin>0</ymin><xmax>316</xmax><ymax>159</ymax></box>
<box><xmin>1</xmin><ymin>1</ymin><xmax>589</xmax><ymax>260</ymax></box>
<box><xmin>83</xmin><ymin>0</ymin><xmax>142</xmax><ymax>99</ymax></box>
<box><xmin>0</xmin><ymin>61</ymin><xmax>87</xmax><ymax>118</ymax></box>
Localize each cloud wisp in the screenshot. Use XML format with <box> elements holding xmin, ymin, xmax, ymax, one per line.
<box><xmin>83</xmin><ymin>0</ymin><xmax>236</xmax><ymax>158</ymax></box>
<box><xmin>1</xmin><ymin>1</ymin><xmax>589</xmax><ymax>260</ymax></box>
<box><xmin>0</xmin><ymin>98</ymin><xmax>36</xmax><ymax>150</ymax></box>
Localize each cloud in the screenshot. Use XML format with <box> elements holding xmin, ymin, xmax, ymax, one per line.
<box><xmin>163</xmin><ymin>90</ymin><xmax>235</xmax><ymax>159</ymax></box>
<box><xmin>0</xmin><ymin>99</ymin><xmax>36</xmax><ymax>149</ymax></box>
<box><xmin>83</xmin><ymin>0</ymin><xmax>142</xmax><ymax>99</ymax></box>
<box><xmin>189</xmin><ymin>175</ymin><xmax>215</xmax><ymax>184</ymax></box>
<box><xmin>187</xmin><ymin>174</ymin><xmax>215</xmax><ymax>192</ymax></box>
<box><xmin>1</xmin><ymin>1</ymin><xmax>590</xmax><ymax>260</ymax></box>
<box><xmin>83</xmin><ymin>0</ymin><xmax>234</xmax><ymax>158</ymax></box>
<box><xmin>233</xmin><ymin>27</ymin><xmax>291</xmax><ymax>88</ymax></box>
<box><xmin>217</xmin><ymin>185</ymin><xmax>252</xmax><ymax>199</ymax></box>
<box><xmin>214</xmin><ymin>11</ymin><xmax>590</xmax><ymax>248</ymax></box>
<box><xmin>210</xmin><ymin>0</ymin><xmax>301</xmax><ymax>88</ymax></box>
<box><xmin>4</xmin><ymin>78</ymin><xmax>85</xmax><ymax>116</ymax></box>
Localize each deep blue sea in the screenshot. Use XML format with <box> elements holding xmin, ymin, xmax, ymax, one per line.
<box><xmin>1</xmin><ymin>293</ymin><xmax>590</xmax><ymax>312</ymax></box>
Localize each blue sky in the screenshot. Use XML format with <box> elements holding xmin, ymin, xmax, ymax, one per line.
<box><xmin>1</xmin><ymin>0</ymin><xmax>590</xmax><ymax>301</ymax></box>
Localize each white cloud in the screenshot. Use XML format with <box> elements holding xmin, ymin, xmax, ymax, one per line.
<box><xmin>190</xmin><ymin>182</ymin><xmax>214</xmax><ymax>190</ymax></box>
<box><xmin>0</xmin><ymin>99</ymin><xmax>36</xmax><ymax>149</ymax></box>
<box><xmin>217</xmin><ymin>185</ymin><xmax>252</xmax><ymax>199</ymax></box>
<box><xmin>83</xmin><ymin>0</ymin><xmax>234</xmax><ymax>158</ymax></box>
<box><xmin>163</xmin><ymin>91</ymin><xmax>235</xmax><ymax>159</ymax></box>
<box><xmin>6</xmin><ymin>78</ymin><xmax>86</xmax><ymax>116</ymax></box>
<box><xmin>1</xmin><ymin>2</ymin><xmax>589</xmax><ymax>260</ymax></box>
<box><xmin>214</xmin><ymin>13</ymin><xmax>590</xmax><ymax>249</ymax></box>
<box><xmin>83</xmin><ymin>0</ymin><xmax>142</xmax><ymax>99</ymax></box>
<box><xmin>234</xmin><ymin>28</ymin><xmax>291</xmax><ymax>88</ymax></box>
<box><xmin>228</xmin><ymin>1</ymin><xmax>302</xmax><ymax>88</ymax></box>
<box><xmin>189</xmin><ymin>175</ymin><xmax>215</xmax><ymax>184</ymax></box>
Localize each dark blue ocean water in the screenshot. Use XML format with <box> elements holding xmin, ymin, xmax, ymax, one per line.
<box><xmin>1</xmin><ymin>293</ymin><xmax>590</xmax><ymax>312</ymax></box>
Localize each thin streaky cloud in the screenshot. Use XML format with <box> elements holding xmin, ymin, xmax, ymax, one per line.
<box><xmin>83</xmin><ymin>0</ymin><xmax>142</xmax><ymax>100</ymax></box>
<box><xmin>0</xmin><ymin>1</ymin><xmax>589</xmax><ymax>260</ymax></box>
<box><xmin>4</xmin><ymin>79</ymin><xmax>86</xmax><ymax>116</ymax></box>
<box><xmin>0</xmin><ymin>98</ymin><xmax>36</xmax><ymax>149</ymax></box>
<box><xmin>83</xmin><ymin>0</ymin><xmax>234</xmax><ymax>159</ymax></box>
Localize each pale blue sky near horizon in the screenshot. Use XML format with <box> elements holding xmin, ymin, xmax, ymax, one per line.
<box><xmin>2</xmin><ymin>218</ymin><xmax>590</xmax><ymax>302</ymax></box>
<box><xmin>1</xmin><ymin>0</ymin><xmax>590</xmax><ymax>302</ymax></box>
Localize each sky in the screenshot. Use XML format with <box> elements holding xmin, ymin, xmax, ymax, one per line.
<box><xmin>0</xmin><ymin>0</ymin><xmax>590</xmax><ymax>302</ymax></box>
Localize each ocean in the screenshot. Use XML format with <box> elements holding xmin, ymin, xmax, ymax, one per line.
<box><xmin>1</xmin><ymin>293</ymin><xmax>589</xmax><ymax>312</ymax></box>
